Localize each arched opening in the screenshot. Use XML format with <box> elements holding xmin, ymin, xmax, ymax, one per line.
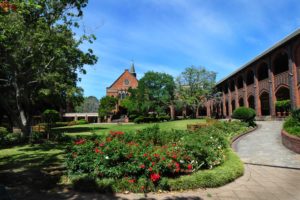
<box><xmin>237</xmin><ymin>76</ymin><xmax>243</xmax><ymax>89</ymax></box>
<box><xmin>239</xmin><ymin>98</ymin><xmax>244</xmax><ymax>107</ymax></box>
<box><xmin>276</xmin><ymin>87</ymin><xmax>290</xmax><ymax>101</ymax></box>
<box><xmin>198</xmin><ymin>106</ymin><xmax>207</xmax><ymax>116</ymax></box>
<box><xmin>224</xmin><ymin>83</ymin><xmax>228</xmax><ymax>94</ymax></box>
<box><xmin>260</xmin><ymin>92</ymin><xmax>270</xmax><ymax>116</ymax></box>
<box><xmin>248</xmin><ymin>95</ymin><xmax>255</xmax><ymax>110</ymax></box>
<box><xmin>230</xmin><ymin>80</ymin><xmax>235</xmax><ymax>92</ymax></box>
<box><xmin>257</xmin><ymin>63</ymin><xmax>269</xmax><ymax>81</ymax></box>
<box><xmin>246</xmin><ymin>70</ymin><xmax>254</xmax><ymax>85</ymax></box>
<box><xmin>231</xmin><ymin>100</ymin><xmax>236</xmax><ymax>112</ymax></box>
<box><xmin>273</xmin><ymin>51</ymin><xmax>289</xmax><ymax>75</ymax></box>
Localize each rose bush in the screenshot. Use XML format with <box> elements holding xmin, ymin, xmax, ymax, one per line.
<box><xmin>65</xmin><ymin>121</ymin><xmax>248</xmax><ymax>192</ymax></box>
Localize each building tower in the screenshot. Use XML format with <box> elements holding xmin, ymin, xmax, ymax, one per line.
<box><xmin>130</xmin><ymin>63</ymin><xmax>137</xmax><ymax>78</ymax></box>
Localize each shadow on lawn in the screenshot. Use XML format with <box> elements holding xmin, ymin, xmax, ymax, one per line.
<box><xmin>0</xmin><ymin>143</ymin><xmax>204</xmax><ymax>200</ymax></box>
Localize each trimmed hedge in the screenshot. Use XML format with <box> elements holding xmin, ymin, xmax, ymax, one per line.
<box><xmin>232</xmin><ymin>107</ymin><xmax>256</xmax><ymax>126</ymax></box>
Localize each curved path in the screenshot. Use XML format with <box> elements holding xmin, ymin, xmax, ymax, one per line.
<box><xmin>8</xmin><ymin>121</ymin><xmax>300</xmax><ymax>200</ymax></box>
<box><xmin>235</xmin><ymin>121</ymin><xmax>300</xmax><ymax>168</ymax></box>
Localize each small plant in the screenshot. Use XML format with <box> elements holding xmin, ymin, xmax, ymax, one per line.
<box><xmin>291</xmin><ymin>109</ymin><xmax>300</xmax><ymax>122</ymax></box>
<box><xmin>42</xmin><ymin>109</ymin><xmax>60</xmax><ymax>140</ymax></box>
<box><xmin>232</xmin><ymin>107</ymin><xmax>256</xmax><ymax>126</ymax></box>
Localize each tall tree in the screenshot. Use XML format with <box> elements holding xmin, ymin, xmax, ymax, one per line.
<box><xmin>134</xmin><ymin>71</ymin><xmax>175</xmax><ymax>116</ymax></box>
<box><xmin>75</xmin><ymin>96</ymin><xmax>99</xmax><ymax>113</ymax></box>
<box><xmin>176</xmin><ymin>66</ymin><xmax>216</xmax><ymax>118</ymax></box>
<box><xmin>98</xmin><ymin>96</ymin><xmax>117</xmax><ymax>120</ymax></box>
<box><xmin>0</xmin><ymin>1</ymin><xmax>97</xmax><ymax>137</ymax></box>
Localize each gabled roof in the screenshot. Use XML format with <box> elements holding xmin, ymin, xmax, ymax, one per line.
<box><xmin>106</xmin><ymin>69</ymin><xmax>138</xmax><ymax>89</ymax></box>
<box><xmin>217</xmin><ymin>29</ymin><xmax>300</xmax><ymax>86</ymax></box>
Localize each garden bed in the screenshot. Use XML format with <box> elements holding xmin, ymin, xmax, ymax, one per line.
<box><xmin>64</xmin><ymin>121</ymin><xmax>250</xmax><ymax>193</ymax></box>
<box><xmin>281</xmin><ymin>130</ymin><xmax>300</xmax><ymax>154</ymax></box>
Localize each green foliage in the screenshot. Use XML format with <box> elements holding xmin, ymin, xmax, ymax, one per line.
<box><xmin>291</xmin><ymin>109</ymin><xmax>300</xmax><ymax>121</ymax></box>
<box><xmin>75</xmin><ymin>96</ymin><xmax>99</xmax><ymax>113</ymax></box>
<box><xmin>124</xmin><ymin>71</ymin><xmax>175</xmax><ymax>117</ymax></box>
<box><xmin>0</xmin><ymin>0</ymin><xmax>97</xmax><ymax>136</ymax></box>
<box><xmin>98</xmin><ymin>96</ymin><xmax>117</xmax><ymax>118</ymax></box>
<box><xmin>176</xmin><ymin>66</ymin><xmax>216</xmax><ymax>118</ymax></box>
<box><xmin>68</xmin><ymin>119</ymin><xmax>89</xmax><ymax>126</ymax></box>
<box><xmin>283</xmin><ymin>113</ymin><xmax>300</xmax><ymax>137</ymax></box>
<box><xmin>0</xmin><ymin>127</ymin><xmax>24</xmax><ymax>146</ymax></box>
<box><xmin>66</xmin><ymin>121</ymin><xmax>249</xmax><ymax>192</ymax></box>
<box><xmin>232</xmin><ymin>107</ymin><xmax>256</xmax><ymax>126</ymax></box>
<box><xmin>275</xmin><ymin>100</ymin><xmax>291</xmax><ymax>112</ymax></box>
<box><xmin>133</xmin><ymin>115</ymin><xmax>171</xmax><ymax>124</ymax></box>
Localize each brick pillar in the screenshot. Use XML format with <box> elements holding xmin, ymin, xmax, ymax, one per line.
<box><xmin>288</xmin><ymin>45</ymin><xmax>299</xmax><ymax>110</ymax></box>
<box><xmin>234</xmin><ymin>79</ymin><xmax>239</xmax><ymax>108</ymax></box>
<box><xmin>97</xmin><ymin>117</ymin><xmax>100</xmax><ymax>123</ymax></box>
<box><xmin>254</xmin><ymin>67</ymin><xmax>261</xmax><ymax>116</ymax></box>
<box><xmin>228</xmin><ymin>82</ymin><xmax>232</xmax><ymax>117</ymax></box>
<box><xmin>243</xmin><ymin>74</ymin><xmax>248</xmax><ymax>107</ymax></box>
<box><xmin>222</xmin><ymin>90</ymin><xmax>227</xmax><ymax>117</ymax></box>
<box><xmin>74</xmin><ymin>115</ymin><xmax>78</xmax><ymax>121</ymax></box>
<box><xmin>206</xmin><ymin>101</ymin><xmax>211</xmax><ymax>117</ymax></box>
<box><xmin>268</xmin><ymin>57</ymin><xmax>276</xmax><ymax>116</ymax></box>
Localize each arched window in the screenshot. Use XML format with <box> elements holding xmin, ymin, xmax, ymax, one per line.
<box><xmin>257</xmin><ymin>63</ymin><xmax>269</xmax><ymax>81</ymax></box>
<box><xmin>237</xmin><ymin>76</ymin><xmax>243</xmax><ymax>89</ymax></box>
<box><xmin>246</xmin><ymin>70</ymin><xmax>254</xmax><ymax>85</ymax></box>
<box><xmin>273</xmin><ymin>51</ymin><xmax>289</xmax><ymax>75</ymax></box>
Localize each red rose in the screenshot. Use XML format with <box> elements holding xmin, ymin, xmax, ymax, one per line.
<box><xmin>153</xmin><ymin>153</ymin><xmax>160</xmax><ymax>158</ymax></box>
<box><xmin>95</xmin><ymin>148</ymin><xmax>100</xmax><ymax>153</ymax></box>
<box><xmin>99</xmin><ymin>143</ymin><xmax>105</xmax><ymax>147</ymax></box>
<box><xmin>140</xmin><ymin>164</ymin><xmax>145</xmax><ymax>169</ymax></box>
<box><xmin>187</xmin><ymin>164</ymin><xmax>193</xmax><ymax>170</ymax></box>
<box><xmin>128</xmin><ymin>179</ymin><xmax>135</xmax><ymax>183</ymax></box>
<box><xmin>75</xmin><ymin>139</ymin><xmax>85</xmax><ymax>145</ymax></box>
<box><xmin>148</xmin><ymin>167</ymin><xmax>153</xmax><ymax>172</ymax></box>
<box><xmin>150</xmin><ymin>173</ymin><xmax>160</xmax><ymax>182</ymax></box>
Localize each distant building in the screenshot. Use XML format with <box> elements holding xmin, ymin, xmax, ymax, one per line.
<box><xmin>106</xmin><ymin>64</ymin><xmax>138</xmax><ymax>99</ymax></box>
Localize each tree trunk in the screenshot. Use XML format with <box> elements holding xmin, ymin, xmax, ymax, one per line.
<box><xmin>169</xmin><ymin>104</ymin><xmax>175</xmax><ymax>120</ymax></box>
<box><xmin>196</xmin><ymin>106</ymin><xmax>199</xmax><ymax>118</ymax></box>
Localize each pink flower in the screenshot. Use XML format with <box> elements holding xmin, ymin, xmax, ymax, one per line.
<box><xmin>99</xmin><ymin>143</ymin><xmax>105</xmax><ymax>147</ymax></box>
<box><xmin>148</xmin><ymin>167</ymin><xmax>153</xmax><ymax>172</ymax></box>
<box><xmin>150</xmin><ymin>173</ymin><xmax>160</xmax><ymax>182</ymax></box>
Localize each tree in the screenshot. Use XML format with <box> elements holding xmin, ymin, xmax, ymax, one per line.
<box><xmin>98</xmin><ymin>96</ymin><xmax>117</xmax><ymax>120</ymax></box>
<box><xmin>75</xmin><ymin>96</ymin><xmax>99</xmax><ymax>113</ymax></box>
<box><xmin>0</xmin><ymin>1</ymin><xmax>97</xmax><ymax>137</ymax></box>
<box><xmin>176</xmin><ymin>66</ymin><xmax>216</xmax><ymax>118</ymax></box>
<box><xmin>123</xmin><ymin>71</ymin><xmax>175</xmax><ymax>118</ymax></box>
<box><xmin>42</xmin><ymin>109</ymin><xmax>59</xmax><ymax>140</ymax></box>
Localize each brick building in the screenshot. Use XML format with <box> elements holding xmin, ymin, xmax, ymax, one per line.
<box><xmin>208</xmin><ymin>29</ymin><xmax>300</xmax><ymax>118</ymax></box>
<box><xmin>106</xmin><ymin>64</ymin><xmax>138</xmax><ymax>98</ymax></box>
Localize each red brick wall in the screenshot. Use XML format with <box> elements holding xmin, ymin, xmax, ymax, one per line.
<box><xmin>106</xmin><ymin>70</ymin><xmax>138</xmax><ymax>97</ymax></box>
<box><xmin>281</xmin><ymin>130</ymin><xmax>300</xmax><ymax>153</ymax></box>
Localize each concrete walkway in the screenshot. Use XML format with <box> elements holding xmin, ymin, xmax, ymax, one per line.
<box><xmin>235</xmin><ymin>121</ymin><xmax>300</xmax><ymax>168</ymax></box>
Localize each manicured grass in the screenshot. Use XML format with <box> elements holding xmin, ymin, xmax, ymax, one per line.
<box><xmin>55</xmin><ymin>119</ymin><xmax>206</xmax><ymax>136</ymax></box>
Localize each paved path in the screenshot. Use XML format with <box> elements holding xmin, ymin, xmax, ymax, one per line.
<box><xmin>235</xmin><ymin>121</ymin><xmax>300</xmax><ymax>168</ymax></box>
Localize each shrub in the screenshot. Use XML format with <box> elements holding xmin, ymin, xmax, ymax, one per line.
<box><xmin>232</xmin><ymin>107</ymin><xmax>256</xmax><ymax>126</ymax></box>
<box><xmin>65</xmin><ymin>121</ymin><xmax>249</xmax><ymax>192</ymax></box>
<box><xmin>68</xmin><ymin>119</ymin><xmax>89</xmax><ymax>126</ymax></box>
<box><xmin>0</xmin><ymin>127</ymin><xmax>9</xmax><ymax>145</ymax></box>
<box><xmin>291</xmin><ymin>109</ymin><xmax>300</xmax><ymax>122</ymax></box>
<box><xmin>283</xmin><ymin>116</ymin><xmax>300</xmax><ymax>137</ymax></box>
<box><xmin>0</xmin><ymin>127</ymin><xmax>25</xmax><ymax>146</ymax></box>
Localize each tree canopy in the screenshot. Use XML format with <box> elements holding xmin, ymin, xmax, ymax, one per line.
<box><xmin>176</xmin><ymin>66</ymin><xmax>216</xmax><ymax>117</ymax></box>
<box><xmin>0</xmin><ymin>0</ymin><xmax>97</xmax><ymax>136</ymax></box>
<box><xmin>98</xmin><ymin>96</ymin><xmax>117</xmax><ymax>119</ymax></box>
<box><xmin>75</xmin><ymin>96</ymin><xmax>99</xmax><ymax>113</ymax></box>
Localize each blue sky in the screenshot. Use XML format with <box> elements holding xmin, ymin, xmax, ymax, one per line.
<box><xmin>76</xmin><ymin>0</ymin><xmax>300</xmax><ymax>99</ymax></box>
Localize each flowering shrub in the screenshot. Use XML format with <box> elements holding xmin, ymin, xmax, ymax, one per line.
<box><xmin>66</xmin><ymin>122</ymin><xmax>248</xmax><ymax>192</ymax></box>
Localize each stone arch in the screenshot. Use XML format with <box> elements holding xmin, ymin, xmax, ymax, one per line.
<box><xmin>275</xmin><ymin>86</ymin><xmax>290</xmax><ymax>101</ymax></box>
<box><xmin>246</xmin><ymin>70</ymin><xmax>254</xmax><ymax>85</ymax></box>
<box><xmin>239</xmin><ymin>97</ymin><xmax>244</xmax><ymax>107</ymax></box>
<box><xmin>237</xmin><ymin>76</ymin><xmax>243</xmax><ymax>89</ymax></box>
<box><xmin>272</xmin><ymin>50</ymin><xmax>289</xmax><ymax>75</ymax></box>
<box><xmin>260</xmin><ymin>92</ymin><xmax>270</xmax><ymax>116</ymax></box>
<box><xmin>257</xmin><ymin>62</ymin><xmax>269</xmax><ymax>81</ymax></box>
<box><xmin>248</xmin><ymin>95</ymin><xmax>255</xmax><ymax>110</ymax></box>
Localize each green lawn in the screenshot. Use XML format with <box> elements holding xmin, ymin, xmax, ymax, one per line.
<box><xmin>55</xmin><ymin>119</ymin><xmax>206</xmax><ymax>136</ymax></box>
